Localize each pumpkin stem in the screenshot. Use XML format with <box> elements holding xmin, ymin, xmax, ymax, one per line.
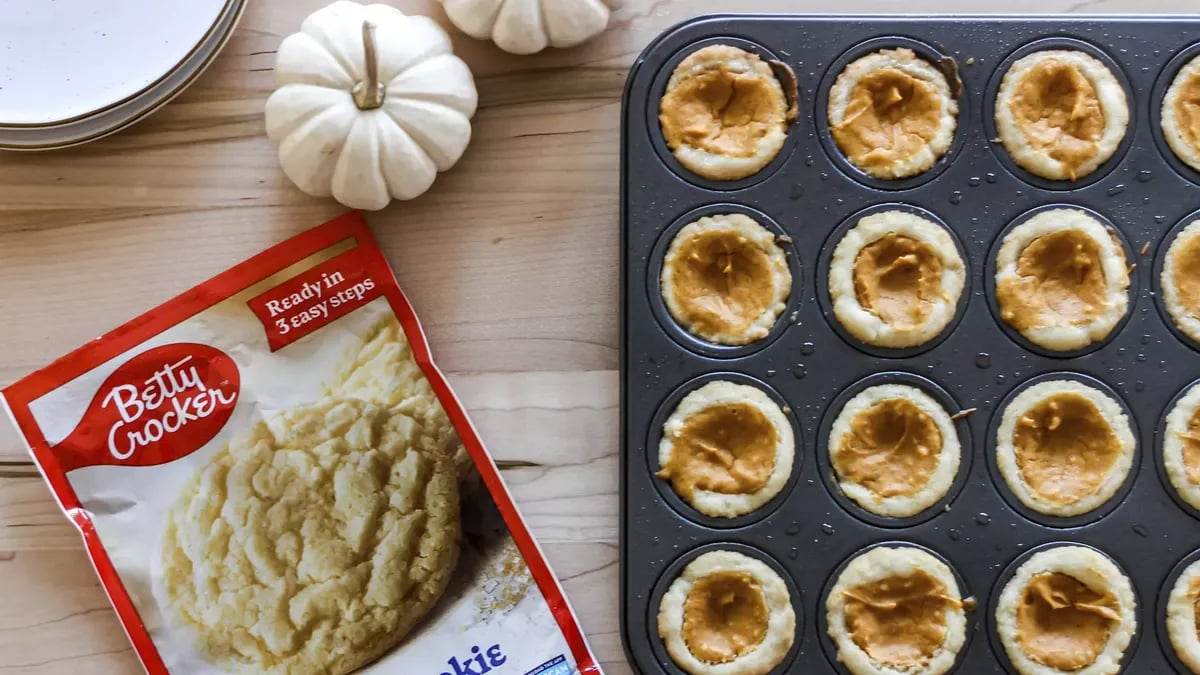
<box><xmin>352</xmin><ymin>20</ymin><xmax>385</xmax><ymax>110</ymax></box>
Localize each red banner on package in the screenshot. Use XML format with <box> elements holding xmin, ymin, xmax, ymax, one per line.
<box><xmin>247</xmin><ymin>246</ymin><xmax>383</xmax><ymax>351</ymax></box>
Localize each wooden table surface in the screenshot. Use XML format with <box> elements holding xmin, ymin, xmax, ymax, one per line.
<box><xmin>0</xmin><ymin>0</ymin><xmax>1182</xmax><ymax>672</ymax></box>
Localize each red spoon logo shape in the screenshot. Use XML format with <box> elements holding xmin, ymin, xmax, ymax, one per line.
<box><xmin>52</xmin><ymin>343</ymin><xmax>239</xmax><ymax>472</ymax></box>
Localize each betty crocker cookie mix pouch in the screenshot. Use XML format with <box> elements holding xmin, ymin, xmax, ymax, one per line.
<box><xmin>1</xmin><ymin>213</ymin><xmax>601</xmax><ymax>675</ymax></box>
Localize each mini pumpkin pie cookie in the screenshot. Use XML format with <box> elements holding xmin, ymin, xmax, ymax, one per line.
<box><xmin>657</xmin><ymin>380</ymin><xmax>794</xmax><ymax>518</ymax></box>
<box><xmin>826</xmin><ymin>545</ymin><xmax>967</xmax><ymax>675</ymax></box>
<box><xmin>659</xmin><ymin>45</ymin><xmax>797</xmax><ymax>181</ymax></box>
<box><xmin>996</xmin><ymin>546</ymin><xmax>1136</xmax><ymax>675</ymax></box>
<box><xmin>1162</xmin><ymin>55</ymin><xmax>1200</xmax><ymax>172</ymax></box>
<box><xmin>661</xmin><ymin>213</ymin><xmax>791</xmax><ymax>346</ymax></box>
<box><xmin>161</xmin><ymin>398</ymin><xmax>460</xmax><ymax>675</ymax></box>
<box><xmin>828</xmin><ymin>383</ymin><xmax>961</xmax><ymax>518</ymax></box>
<box><xmin>995</xmin><ymin>50</ymin><xmax>1128</xmax><ymax>181</ymax></box>
<box><xmin>994</xmin><ymin>209</ymin><xmax>1130</xmax><ymax>351</ymax></box>
<box><xmin>829</xmin><ymin>210</ymin><xmax>965</xmax><ymax>349</ymax></box>
<box><xmin>658</xmin><ymin>550</ymin><xmax>795</xmax><ymax>675</ymax></box>
<box><xmin>1163</xmin><ymin>382</ymin><xmax>1200</xmax><ymax>511</ymax></box>
<box><xmin>996</xmin><ymin>380</ymin><xmax>1135</xmax><ymax>518</ymax></box>
<box><xmin>828</xmin><ymin>48</ymin><xmax>958</xmax><ymax>179</ymax></box>
<box><xmin>1166</xmin><ymin>558</ymin><xmax>1200</xmax><ymax>673</ymax></box>
<box><xmin>1162</xmin><ymin>220</ymin><xmax>1200</xmax><ymax>343</ymax></box>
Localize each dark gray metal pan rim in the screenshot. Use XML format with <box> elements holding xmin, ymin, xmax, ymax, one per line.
<box><xmin>815</xmin><ymin>202</ymin><xmax>973</xmax><ymax>359</ymax></box>
<box><xmin>984</xmin><ymin>370</ymin><xmax>1143</xmax><ymax>529</ymax></box>
<box><xmin>815</xmin><ymin>371</ymin><xmax>975</xmax><ymax>530</ymax></box>
<box><xmin>986</xmin><ymin>541</ymin><xmax>1142</xmax><ymax>675</ymax></box>
<box><xmin>644</xmin><ymin>371</ymin><xmax>805</xmax><ymax>530</ymax></box>
<box><xmin>814</xmin><ymin>35</ymin><xmax>971</xmax><ymax>192</ymax></box>
<box><xmin>983</xmin><ymin>202</ymin><xmax>1140</xmax><ymax>359</ymax></box>
<box><xmin>981</xmin><ymin>35</ymin><xmax>1138</xmax><ymax>192</ymax></box>
<box><xmin>643</xmin><ymin>36</ymin><xmax>801</xmax><ymax>193</ymax></box>
<box><xmin>816</xmin><ymin>540</ymin><xmax>974</xmax><ymax>675</ymax></box>
<box><xmin>646</xmin><ymin>202</ymin><xmax>803</xmax><ymax>360</ymax></box>
<box><xmin>645</xmin><ymin>541</ymin><xmax>804</xmax><ymax>675</ymax></box>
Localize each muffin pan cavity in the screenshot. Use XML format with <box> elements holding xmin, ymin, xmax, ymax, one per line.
<box><xmin>1152</xmin><ymin>42</ymin><xmax>1200</xmax><ymax>185</ymax></box>
<box><xmin>646</xmin><ymin>36</ymin><xmax>801</xmax><ymax>191</ymax></box>
<box><xmin>817</xmin><ymin>371</ymin><xmax>972</xmax><ymax>529</ymax></box>
<box><xmin>649</xmin><ymin>202</ymin><xmax>802</xmax><ymax>358</ymax></box>
<box><xmin>623</xmin><ymin>14</ymin><xmax>1200</xmax><ymax>674</ymax></box>
<box><xmin>647</xmin><ymin>371</ymin><xmax>803</xmax><ymax>529</ymax></box>
<box><xmin>817</xmin><ymin>202</ymin><xmax>970</xmax><ymax>359</ymax></box>
<box><xmin>984</xmin><ymin>203</ymin><xmax>1137</xmax><ymax>359</ymax></box>
<box><xmin>983</xmin><ymin>36</ymin><xmax>1136</xmax><ymax>191</ymax></box>
<box><xmin>816</xmin><ymin>36</ymin><xmax>968</xmax><ymax>191</ymax></box>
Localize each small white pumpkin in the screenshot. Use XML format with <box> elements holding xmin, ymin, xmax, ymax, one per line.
<box><xmin>266</xmin><ymin>1</ymin><xmax>478</xmax><ymax>210</ymax></box>
<box><xmin>442</xmin><ymin>0</ymin><xmax>610</xmax><ymax>55</ymax></box>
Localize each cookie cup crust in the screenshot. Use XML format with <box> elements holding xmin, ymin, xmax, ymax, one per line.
<box><xmin>995</xmin><ymin>546</ymin><xmax>1136</xmax><ymax>675</ymax></box>
<box><xmin>661</xmin><ymin>213</ymin><xmax>791</xmax><ymax>346</ymax></box>
<box><xmin>1162</xmin><ymin>56</ymin><xmax>1200</xmax><ymax>172</ymax></box>
<box><xmin>1167</xmin><ymin>559</ymin><xmax>1200</xmax><ymax>673</ymax></box>
<box><xmin>661</xmin><ymin>45</ymin><xmax>790</xmax><ymax>181</ymax></box>
<box><xmin>829</xmin><ymin>384</ymin><xmax>961</xmax><ymax>518</ymax></box>
<box><xmin>657</xmin><ymin>550</ymin><xmax>795</xmax><ymax>675</ymax></box>
<box><xmin>1164</xmin><ymin>381</ymin><xmax>1200</xmax><ymax>511</ymax></box>
<box><xmin>829</xmin><ymin>210</ymin><xmax>965</xmax><ymax>349</ymax></box>
<box><xmin>825</xmin><ymin>545</ymin><xmax>966</xmax><ymax>675</ymax></box>
<box><xmin>995</xmin><ymin>380</ymin><xmax>1134</xmax><ymax>517</ymax></box>
<box><xmin>1162</xmin><ymin>220</ymin><xmax>1200</xmax><ymax>343</ymax></box>
<box><xmin>658</xmin><ymin>380</ymin><xmax>795</xmax><ymax>517</ymax></box>
<box><xmin>994</xmin><ymin>209</ymin><xmax>1129</xmax><ymax>351</ymax></box>
<box><xmin>995</xmin><ymin>50</ymin><xmax>1128</xmax><ymax>181</ymax></box>
<box><xmin>827</xmin><ymin>48</ymin><xmax>958</xmax><ymax>179</ymax></box>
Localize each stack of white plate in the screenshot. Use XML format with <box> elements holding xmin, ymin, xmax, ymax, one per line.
<box><xmin>0</xmin><ymin>0</ymin><xmax>246</xmax><ymax>151</ymax></box>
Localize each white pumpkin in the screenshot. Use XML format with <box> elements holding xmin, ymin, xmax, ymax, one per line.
<box><xmin>442</xmin><ymin>0</ymin><xmax>609</xmax><ymax>55</ymax></box>
<box><xmin>265</xmin><ymin>1</ymin><xmax>478</xmax><ymax>210</ymax></box>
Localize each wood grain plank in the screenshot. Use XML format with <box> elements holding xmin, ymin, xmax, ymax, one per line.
<box><xmin>0</xmin><ymin>545</ymin><xmax>630</xmax><ymax>675</ymax></box>
<box><xmin>0</xmin><ymin>551</ymin><xmax>142</xmax><ymax>674</ymax></box>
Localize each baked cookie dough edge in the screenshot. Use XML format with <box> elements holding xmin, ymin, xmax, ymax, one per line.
<box><xmin>994</xmin><ymin>379</ymin><xmax>1135</xmax><ymax>518</ymax></box>
<box><xmin>657</xmin><ymin>380</ymin><xmax>796</xmax><ymax>518</ymax></box>
<box><xmin>657</xmin><ymin>550</ymin><xmax>797</xmax><ymax>675</ymax></box>
<box><xmin>995</xmin><ymin>545</ymin><xmax>1136</xmax><ymax>675</ymax></box>
<box><xmin>828</xmin><ymin>383</ymin><xmax>961</xmax><ymax>518</ymax></box>
<box><xmin>825</xmin><ymin>545</ymin><xmax>967</xmax><ymax>675</ymax></box>
<box><xmin>828</xmin><ymin>210</ymin><xmax>966</xmax><ymax>349</ymax></box>
<box><xmin>994</xmin><ymin>49</ymin><xmax>1129</xmax><ymax>181</ymax></box>
<box><xmin>993</xmin><ymin>208</ymin><xmax>1130</xmax><ymax>352</ymax></box>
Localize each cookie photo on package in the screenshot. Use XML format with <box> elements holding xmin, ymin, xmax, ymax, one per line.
<box><xmin>1</xmin><ymin>212</ymin><xmax>600</xmax><ymax>675</ymax></box>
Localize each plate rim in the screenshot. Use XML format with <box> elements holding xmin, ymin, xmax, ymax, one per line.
<box><xmin>0</xmin><ymin>0</ymin><xmax>237</xmax><ymax>128</ymax></box>
<box><xmin>0</xmin><ymin>0</ymin><xmax>246</xmax><ymax>151</ymax></box>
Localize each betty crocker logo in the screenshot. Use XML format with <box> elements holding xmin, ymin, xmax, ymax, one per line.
<box><xmin>51</xmin><ymin>343</ymin><xmax>239</xmax><ymax>472</ymax></box>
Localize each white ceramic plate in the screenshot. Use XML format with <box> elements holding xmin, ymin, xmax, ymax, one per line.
<box><xmin>0</xmin><ymin>0</ymin><xmax>245</xmax><ymax>150</ymax></box>
<box><xmin>0</xmin><ymin>0</ymin><xmax>232</xmax><ymax>124</ymax></box>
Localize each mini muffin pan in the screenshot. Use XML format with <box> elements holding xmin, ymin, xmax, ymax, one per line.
<box><xmin>620</xmin><ymin>14</ymin><xmax>1200</xmax><ymax>674</ymax></box>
